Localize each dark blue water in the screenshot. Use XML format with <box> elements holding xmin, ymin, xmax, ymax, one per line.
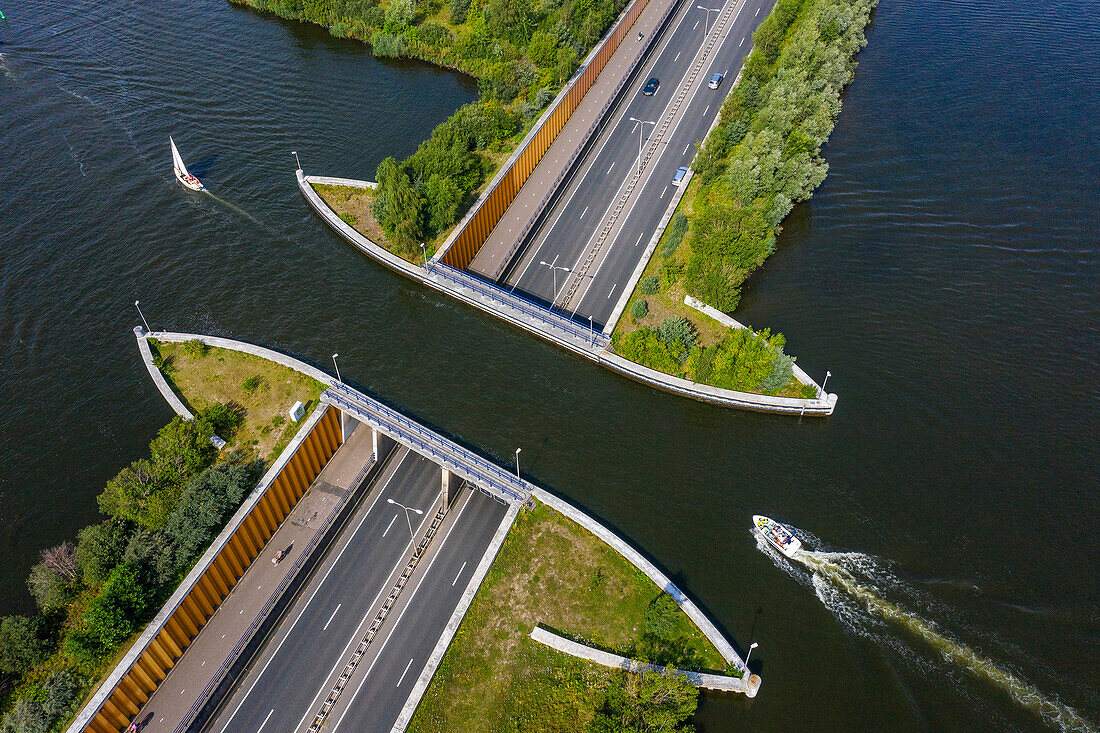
<box><xmin>1</xmin><ymin>0</ymin><xmax>1096</xmax><ymax>729</ymax></box>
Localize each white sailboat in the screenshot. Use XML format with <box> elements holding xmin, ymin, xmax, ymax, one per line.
<box><xmin>170</xmin><ymin>136</ymin><xmax>204</xmax><ymax>191</ymax></box>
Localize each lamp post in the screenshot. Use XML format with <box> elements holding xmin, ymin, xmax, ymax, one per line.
<box><xmin>514</xmin><ymin>448</ymin><xmax>521</xmax><ymax>480</ymax></box>
<box><xmin>420</xmin><ymin>242</ymin><xmax>428</xmax><ymax>268</ymax></box>
<box><xmin>628</xmin><ymin>117</ymin><xmax>656</xmax><ymax>170</ymax></box>
<box><xmin>387</xmin><ymin>497</ymin><xmax>423</xmax><ymax>545</ymax></box>
<box><xmin>820</xmin><ymin>370</ymin><xmax>831</xmax><ymax>398</ymax></box>
<box><xmin>134</xmin><ymin>300</ymin><xmax>150</xmax><ymax>333</ymax></box>
<box><xmin>332</xmin><ymin>353</ymin><xmax>342</xmax><ymax>383</ymax></box>
<box><xmin>292</xmin><ymin>150</ymin><xmax>301</xmax><ymax>170</ymax></box>
<box><xmin>696</xmin><ymin>4</ymin><xmax>721</xmax><ymax>34</ymax></box>
<box><xmin>589</xmin><ymin>315</ymin><xmax>595</xmax><ymax>346</ymax></box>
<box><xmin>744</xmin><ymin>641</ymin><xmax>759</xmax><ymax>674</ymax></box>
<box><xmin>538</xmin><ymin>261</ymin><xmax>571</xmax><ymax>309</ymax></box>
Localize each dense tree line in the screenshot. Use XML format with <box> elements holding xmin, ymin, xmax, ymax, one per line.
<box><xmin>0</xmin><ymin>410</ymin><xmax>259</xmax><ymax>732</ymax></box>
<box><xmin>687</xmin><ymin>0</ymin><xmax>877</xmax><ymax>311</ymax></box>
<box><xmin>234</xmin><ymin>0</ymin><xmax>631</xmax><ymax>249</ymax></box>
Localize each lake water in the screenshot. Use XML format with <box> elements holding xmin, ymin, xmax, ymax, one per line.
<box><xmin>1</xmin><ymin>0</ymin><xmax>1096</xmax><ymax>729</ymax></box>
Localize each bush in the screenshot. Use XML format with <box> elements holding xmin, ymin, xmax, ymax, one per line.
<box><xmin>662</xmin><ymin>212</ymin><xmax>688</xmax><ymax>258</ymax></box>
<box><xmin>338</xmin><ymin>211</ymin><xmax>358</xmax><ymax>227</ymax></box>
<box><xmin>75</xmin><ymin>564</ymin><xmax>148</xmax><ymax>657</ymax></box>
<box><xmin>199</xmin><ymin>402</ymin><xmax>244</xmax><ymax>437</ymax></box>
<box><xmin>27</xmin><ymin>563</ymin><xmax>74</xmax><ymax>613</ymax></box>
<box><xmin>589</xmin><ymin>669</ymin><xmax>698</xmax><ymax>733</ymax></box>
<box><xmin>639</xmin><ymin>276</ymin><xmax>659</xmax><ymax>295</ymax></box>
<box><xmin>0</xmin><ymin>616</ymin><xmax>48</xmax><ymax>675</ymax></box>
<box><xmin>448</xmin><ymin>0</ymin><xmax>470</xmax><ymax>23</ymax></box>
<box><xmin>643</xmin><ymin>593</ymin><xmax>681</xmax><ymax>643</ymax></box>
<box><xmin>181</xmin><ymin>339</ymin><xmax>209</xmax><ymax>358</ymax></box>
<box><xmin>656</xmin><ymin>317</ymin><xmax>697</xmax><ymax>360</ymax></box>
<box><xmin>76</xmin><ymin>519</ymin><xmax>132</xmax><ymax>588</ymax></box>
<box><xmin>241</xmin><ymin>375</ymin><xmax>263</xmax><ymax>394</ymax></box>
<box><xmin>630</xmin><ymin>299</ymin><xmax>648</xmax><ymax>320</ymax></box>
<box><xmin>371</xmin><ymin>31</ymin><xmax>406</xmax><ymax>57</ymax></box>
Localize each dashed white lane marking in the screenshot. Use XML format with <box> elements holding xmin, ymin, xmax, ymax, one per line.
<box><xmin>452</xmin><ymin>561</ymin><xmax>468</xmax><ymax>587</ymax></box>
<box><xmin>755</xmin><ymin>7</ymin><xmax>759</xmax><ymax>14</ymax></box>
<box><xmin>607</xmin><ymin>284</ymin><xmax>617</xmax><ymax>299</ymax></box>
<box><xmin>580</xmin><ymin>205</ymin><xmax>589</xmax><ymax>219</ymax></box>
<box><xmin>382</xmin><ymin>514</ymin><xmax>397</xmax><ymax>538</ymax></box>
<box><xmin>675</xmin><ymin>51</ymin><xmax>681</xmax><ymax>61</ymax></box>
<box><xmin>607</xmin><ymin>162</ymin><xmax>615</xmax><ymax>175</ymax></box>
<box><xmin>704</xmin><ymin>105</ymin><xmax>710</xmax><ymax>116</ymax></box>
<box><xmin>660</xmin><ymin>185</ymin><xmax>668</xmax><ymax>198</ymax></box>
<box><xmin>634</xmin><ymin>232</ymin><xmax>645</xmax><ymax>247</ymax></box>
<box><xmin>683</xmin><ymin>144</ymin><xmax>690</xmax><ymax>155</ymax></box>
<box><xmin>739</xmin><ymin>36</ymin><xmax>745</xmax><ymax>47</ymax></box>
<box><xmin>257</xmin><ymin>709</ymin><xmax>274</xmax><ymax>733</ymax></box>
<box><xmin>693</xmin><ymin>20</ymin><xmax>699</xmax><ymax>29</ymax></box>
<box><xmin>396</xmin><ymin>658</ymin><xmax>415</xmax><ymax>687</ymax></box>
<box><xmin>323</xmin><ymin>604</ymin><xmax>342</xmax><ymax>631</ymax></box>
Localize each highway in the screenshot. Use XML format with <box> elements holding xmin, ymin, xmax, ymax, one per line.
<box><xmin>500</xmin><ymin>0</ymin><xmax>776</xmax><ymax>329</ymax></box>
<box><xmin>207</xmin><ymin>447</ymin><xmax>443</xmax><ymax>732</ymax></box>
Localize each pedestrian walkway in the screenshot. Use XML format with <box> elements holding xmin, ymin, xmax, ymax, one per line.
<box><xmin>467</xmin><ymin>0</ymin><xmax>682</xmax><ymax>280</ymax></box>
<box><xmin>131</xmin><ymin>424</ymin><xmax>379</xmax><ymax>732</ymax></box>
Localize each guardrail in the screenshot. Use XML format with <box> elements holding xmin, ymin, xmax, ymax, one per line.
<box><xmin>323</xmin><ymin>384</ymin><xmax>530</xmax><ymax>503</ymax></box>
<box><xmin>170</xmin><ymin>452</ymin><xmax>378</xmax><ymax>733</ymax></box>
<box><xmin>430</xmin><ymin>262</ymin><xmax>610</xmax><ymax>349</ymax></box>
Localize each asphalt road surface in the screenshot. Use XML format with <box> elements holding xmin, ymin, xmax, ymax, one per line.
<box><xmin>502</xmin><ymin>0</ymin><xmax>776</xmax><ymax>328</ymax></box>
<box><xmin>209</xmin><ymin>448</ymin><xmax>444</xmax><ymax>733</ymax></box>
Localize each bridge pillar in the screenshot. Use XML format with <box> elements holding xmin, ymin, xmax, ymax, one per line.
<box><xmin>441</xmin><ymin>469</ymin><xmax>452</xmax><ymax>513</ymax></box>
<box><xmin>371</xmin><ymin>426</ymin><xmax>379</xmax><ymax>459</ymax></box>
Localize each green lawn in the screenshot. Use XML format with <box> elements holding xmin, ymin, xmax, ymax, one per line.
<box><xmin>149</xmin><ymin>340</ymin><xmax>326</xmax><ymax>465</ymax></box>
<box><xmin>408</xmin><ymin>501</ymin><xmax>726</xmax><ymax>732</ymax></box>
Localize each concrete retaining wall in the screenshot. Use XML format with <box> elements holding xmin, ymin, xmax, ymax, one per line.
<box><xmin>300</xmin><ymin>174</ymin><xmax>837</xmax><ymax>415</ymax></box>
<box><xmin>531</xmin><ymin>489</ymin><xmax>745</xmax><ymax>673</ymax></box>
<box><xmin>304</xmin><ymin>175</ymin><xmax>377</xmax><ymax>189</ymax></box>
<box><xmin>529</xmin><ymin>627</ymin><xmax>758</xmax><ymax>695</ymax></box>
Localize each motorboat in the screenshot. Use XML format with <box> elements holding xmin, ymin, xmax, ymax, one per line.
<box><xmin>753</xmin><ymin>515</ymin><xmax>802</xmax><ymax>558</ymax></box>
<box><xmin>171</xmin><ymin>136</ymin><xmax>204</xmax><ymax>191</ymax></box>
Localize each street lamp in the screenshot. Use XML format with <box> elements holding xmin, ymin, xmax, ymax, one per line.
<box><xmin>589</xmin><ymin>315</ymin><xmax>595</xmax><ymax>346</ymax></box>
<box><xmin>514</xmin><ymin>448</ymin><xmax>522</xmax><ymax>480</ymax></box>
<box><xmin>419</xmin><ymin>242</ymin><xmax>428</xmax><ymax>268</ymax></box>
<box><xmin>134</xmin><ymin>300</ymin><xmax>150</xmax><ymax>333</ymax></box>
<box><xmin>332</xmin><ymin>353</ymin><xmax>342</xmax><ymax>383</ymax></box>
<box><xmin>744</xmin><ymin>641</ymin><xmax>759</xmax><ymax>673</ymax></box>
<box><xmin>387</xmin><ymin>497</ymin><xmax>424</xmax><ymax>545</ymax></box>
<box><xmin>628</xmin><ymin>117</ymin><xmax>656</xmax><ymax>170</ymax></box>
<box><xmin>820</xmin><ymin>370</ymin><xmax>831</xmax><ymax>398</ymax></box>
<box><xmin>538</xmin><ymin>261</ymin><xmax>571</xmax><ymax>308</ymax></box>
<box><xmin>292</xmin><ymin>150</ymin><xmax>301</xmax><ymax>170</ymax></box>
<box><xmin>696</xmin><ymin>5</ymin><xmax>721</xmax><ymax>34</ymax></box>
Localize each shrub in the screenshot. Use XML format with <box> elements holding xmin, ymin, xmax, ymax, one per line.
<box><xmin>27</xmin><ymin>562</ymin><xmax>74</xmax><ymax>612</ymax></box>
<box><xmin>338</xmin><ymin>212</ymin><xmax>358</xmax><ymax>227</ymax></box>
<box><xmin>241</xmin><ymin>375</ymin><xmax>263</xmax><ymax>394</ymax></box>
<box><xmin>0</xmin><ymin>696</ymin><xmax>50</xmax><ymax>733</ymax></box>
<box><xmin>200</xmin><ymin>402</ymin><xmax>244</xmax><ymax>437</ymax></box>
<box><xmin>448</xmin><ymin>0</ymin><xmax>470</xmax><ymax>23</ymax></box>
<box><xmin>371</xmin><ymin>31</ymin><xmax>406</xmax><ymax>57</ymax></box>
<box><xmin>77</xmin><ymin>519</ymin><xmax>133</xmax><ymax>587</ymax></box>
<box><xmin>589</xmin><ymin>669</ymin><xmax>698</xmax><ymax>733</ymax></box>
<box><xmin>760</xmin><ymin>348</ymin><xmax>794</xmax><ymax>392</ymax></box>
<box><xmin>0</xmin><ymin>616</ymin><xmax>48</xmax><ymax>675</ymax></box>
<box><xmin>639</xmin><ymin>276</ymin><xmax>659</xmax><ymax>295</ymax></box>
<box><xmin>614</xmin><ymin>329</ymin><xmax>680</xmax><ymax>375</ymax></box>
<box><xmin>76</xmin><ymin>564</ymin><xmax>148</xmax><ymax>656</ymax></box>
<box><xmin>661</xmin><ymin>212</ymin><xmax>688</xmax><ymax>258</ymax></box>
<box><xmin>630</xmin><ymin>299</ymin><xmax>648</xmax><ymax>320</ymax></box>
<box><xmin>181</xmin><ymin>339</ymin><xmax>209</xmax><ymax>358</ymax></box>
<box><xmin>643</xmin><ymin>593</ymin><xmax>681</xmax><ymax>643</ymax></box>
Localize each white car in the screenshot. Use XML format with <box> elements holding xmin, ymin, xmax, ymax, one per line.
<box><xmin>708</xmin><ymin>72</ymin><xmax>724</xmax><ymax>89</ymax></box>
<box><xmin>673</xmin><ymin>166</ymin><xmax>689</xmax><ymax>186</ymax></box>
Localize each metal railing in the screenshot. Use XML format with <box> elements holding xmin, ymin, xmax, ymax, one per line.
<box><xmin>170</xmin><ymin>452</ymin><xmax>378</xmax><ymax>733</ymax></box>
<box><xmin>324</xmin><ymin>384</ymin><xmax>530</xmax><ymax>503</ymax></box>
<box><xmin>428</xmin><ymin>262</ymin><xmax>610</xmax><ymax>349</ymax></box>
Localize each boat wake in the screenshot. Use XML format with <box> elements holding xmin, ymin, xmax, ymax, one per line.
<box><xmin>200</xmin><ymin>189</ymin><xmax>264</xmax><ymax>227</ymax></box>
<box><xmin>754</xmin><ymin>530</ymin><xmax>1095</xmax><ymax>732</ymax></box>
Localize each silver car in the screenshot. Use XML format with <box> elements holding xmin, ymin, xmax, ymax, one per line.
<box><xmin>708</xmin><ymin>72</ymin><xmax>724</xmax><ymax>90</ymax></box>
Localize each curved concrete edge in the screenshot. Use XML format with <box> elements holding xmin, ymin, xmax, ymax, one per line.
<box><xmin>390</xmin><ymin>500</ymin><xmax>523</xmax><ymax>733</ymax></box>
<box><xmin>304</xmin><ymin>174</ymin><xmax>377</xmax><ymax>189</ymax></box>
<box><xmin>136</xmin><ymin>327</ymin><xmax>194</xmax><ymax>420</ymax></box>
<box><xmin>143</xmin><ymin>328</ymin><xmax>336</xmax><ymax>387</ymax></box>
<box><xmin>299</xmin><ymin>174</ymin><xmax>837</xmax><ymax>416</ymax></box>
<box><xmin>530</xmin><ymin>488</ymin><xmax>748</xmax><ymax>678</ymax></box>
<box><xmin>65</xmin><ymin>401</ymin><xmax>332</xmax><ymax>733</ymax></box>
<box><xmin>529</xmin><ymin>627</ymin><xmax>760</xmax><ymax>697</ymax></box>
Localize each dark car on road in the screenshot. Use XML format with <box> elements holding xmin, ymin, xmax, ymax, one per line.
<box><xmin>643</xmin><ymin>77</ymin><xmax>660</xmax><ymax>96</ymax></box>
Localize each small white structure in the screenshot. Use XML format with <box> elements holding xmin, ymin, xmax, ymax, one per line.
<box><xmin>289</xmin><ymin>401</ymin><xmax>305</xmax><ymax>423</ymax></box>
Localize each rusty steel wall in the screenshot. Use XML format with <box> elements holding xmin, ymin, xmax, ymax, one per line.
<box><xmin>84</xmin><ymin>407</ymin><xmax>343</xmax><ymax>732</ymax></box>
<box><xmin>442</xmin><ymin>0</ymin><xmax>652</xmax><ymax>270</ymax></box>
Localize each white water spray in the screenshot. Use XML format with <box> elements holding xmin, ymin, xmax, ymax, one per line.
<box><xmin>755</xmin><ymin>530</ymin><xmax>1095</xmax><ymax>732</ymax></box>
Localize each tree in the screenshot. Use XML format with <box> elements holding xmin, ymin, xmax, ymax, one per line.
<box><xmin>384</xmin><ymin>0</ymin><xmax>415</xmax><ymax>31</ymax></box>
<box><xmin>0</xmin><ymin>616</ymin><xmax>47</xmax><ymax>675</ymax></box>
<box><xmin>448</xmin><ymin>0</ymin><xmax>470</xmax><ymax>23</ymax></box>
<box><xmin>97</xmin><ymin>458</ymin><xmax>161</xmax><ymax>524</ymax></box>
<box><xmin>76</xmin><ymin>519</ymin><xmax>132</xmax><ymax>587</ymax></box>
<box><xmin>79</xmin><ymin>564</ymin><xmax>148</xmax><ymax>653</ymax></box>
<box><xmin>149</xmin><ymin>416</ymin><xmax>215</xmax><ymax>489</ymax></box>
<box><xmin>39</xmin><ymin>541</ymin><xmax>78</xmax><ymax>582</ymax></box>
<box><xmin>643</xmin><ymin>593</ymin><xmax>681</xmax><ymax>643</ymax></box>
<box><xmin>424</xmin><ymin>173</ymin><xmax>464</xmax><ymax>235</ymax></box>
<box><xmin>589</xmin><ymin>669</ymin><xmax>699</xmax><ymax>733</ymax></box>
<box><xmin>486</xmin><ymin>0</ymin><xmax>537</xmax><ymax>44</ymax></box>
<box><xmin>375</xmin><ymin>157</ymin><xmax>423</xmax><ymax>247</ymax></box>
<box><xmin>27</xmin><ymin>561</ymin><xmax>74</xmax><ymax>612</ymax></box>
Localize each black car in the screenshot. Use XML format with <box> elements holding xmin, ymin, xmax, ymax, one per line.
<box><xmin>643</xmin><ymin>77</ymin><xmax>660</xmax><ymax>96</ymax></box>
